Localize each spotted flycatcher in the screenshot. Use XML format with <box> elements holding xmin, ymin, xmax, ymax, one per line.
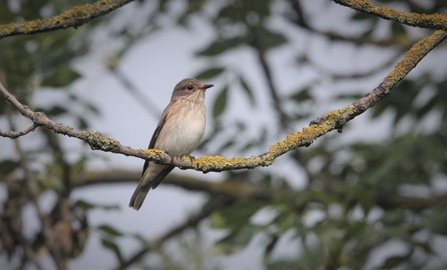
<box><xmin>129</xmin><ymin>78</ymin><xmax>214</xmax><ymax>210</ymax></box>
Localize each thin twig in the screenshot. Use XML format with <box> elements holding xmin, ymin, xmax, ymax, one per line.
<box><xmin>255</xmin><ymin>48</ymin><xmax>290</xmax><ymax>127</ymax></box>
<box><xmin>111</xmin><ymin>68</ymin><xmax>161</xmax><ymax>119</ymax></box>
<box><xmin>247</xmin><ymin>21</ymin><xmax>290</xmax><ymax>127</ymax></box>
<box><xmin>0</xmin><ymin>123</ymin><xmax>38</xmax><ymax>139</ymax></box>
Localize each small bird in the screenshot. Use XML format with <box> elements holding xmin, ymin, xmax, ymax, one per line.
<box><xmin>129</xmin><ymin>78</ymin><xmax>214</xmax><ymax>210</ymax></box>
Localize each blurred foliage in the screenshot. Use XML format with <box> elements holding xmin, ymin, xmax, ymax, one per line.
<box><xmin>1</xmin><ymin>0</ymin><xmax>447</xmax><ymax>269</ymax></box>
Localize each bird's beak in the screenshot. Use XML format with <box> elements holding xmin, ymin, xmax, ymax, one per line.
<box><xmin>202</xmin><ymin>84</ymin><xmax>214</xmax><ymax>90</ymax></box>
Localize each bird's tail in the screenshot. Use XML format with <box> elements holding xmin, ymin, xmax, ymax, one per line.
<box><xmin>129</xmin><ymin>182</ymin><xmax>151</xmax><ymax>210</ymax></box>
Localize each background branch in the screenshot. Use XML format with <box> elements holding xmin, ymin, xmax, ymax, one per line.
<box><xmin>0</xmin><ymin>0</ymin><xmax>135</xmax><ymax>39</ymax></box>
<box><xmin>76</xmin><ymin>170</ymin><xmax>447</xmax><ymax>211</ymax></box>
<box><xmin>287</xmin><ymin>0</ymin><xmax>414</xmax><ymax>47</ymax></box>
<box><xmin>333</xmin><ymin>0</ymin><xmax>447</xmax><ymax>30</ymax></box>
<box><xmin>109</xmin><ymin>67</ymin><xmax>161</xmax><ymax>119</ymax></box>
<box><xmin>0</xmin><ymin>66</ymin><xmax>43</xmax><ymax>269</ymax></box>
<box><xmin>116</xmin><ymin>196</ymin><xmax>235</xmax><ymax>270</ymax></box>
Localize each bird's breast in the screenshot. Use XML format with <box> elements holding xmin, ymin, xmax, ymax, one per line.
<box><xmin>156</xmin><ymin>101</ymin><xmax>206</xmax><ymax>156</ymax></box>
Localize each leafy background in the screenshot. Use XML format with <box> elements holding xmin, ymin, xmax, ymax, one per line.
<box><xmin>1</xmin><ymin>0</ymin><xmax>447</xmax><ymax>269</ymax></box>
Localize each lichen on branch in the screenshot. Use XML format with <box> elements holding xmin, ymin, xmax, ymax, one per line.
<box><xmin>333</xmin><ymin>0</ymin><xmax>447</xmax><ymax>31</ymax></box>
<box><xmin>0</xmin><ymin>0</ymin><xmax>135</xmax><ymax>39</ymax></box>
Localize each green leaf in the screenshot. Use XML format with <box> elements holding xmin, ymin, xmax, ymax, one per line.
<box><xmin>252</xmin><ymin>26</ymin><xmax>287</xmax><ymax>51</ymax></box>
<box><xmin>74</xmin><ymin>199</ymin><xmax>120</xmax><ymax>211</ymax></box>
<box><xmin>263</xmin><ymin>234</ymin><xmax>279</xmax><ymax>263</ymax></box>
<box><xmin>268</xmin><ymin>260</ymin><xmax>304</xmax><ymax>270</ymax></box>
<box><xmin>413</xmin><ymin>241</ymin><xmax>433</xmax><ymax>254</ymax></box>
<box><xmin>70</xmin><ymin>156</ymin><xmax>86</xmax><ymax>179</ymax></box>
<box><xmin>97</xmin><ymin>224</ymin><xmax>123</xmax><ymax>237</ymax></box>
<box><xmin>210</xmin><ymin>212</ymin><xmax>227</xmax><ymax>229</ymax></box>
<box><xmin>335</xmin><ymin>93</ymin><xmax>363</xmax><ymax>100</ymax></box>
<box><xmin>41</xmin><ymin>65</ymin><xmax>81</xmax><ymax>88</ymax></box>
<box><xmin>426</xmin><ymin>210</ymin><xmax>447</xmax><ymax>235</ymax></box>
<box><xmin>77</xmin><ymin>117</ymin><xmax>89</xmax><ymax>129</ymax></box>
<box><xmin>213</xmin><ymin>225</ymin><xmax>261</xmax><ymax>254</ymax></box>
<box><xmin>131</xmin><ymin>233</ymin><xmax>149</xmax><ymax>245</ymax></box>
<box><xmin>196</xmin><ymin>37</ymin><xmax>245</xmax><ymax>56</ymax></box>
<box><xmin>101</xmin><ymin>238</ymin><xmax>123</xmax><ymax>264</ymax></box>
<box><xmin>212</xmin><ymin>86</ymin><xmax>228</xmax><ymax>119</ymax></box>
<box><xmin>250</xmin><ymin>0</ymin><xmax>271</xmax><ymax>17</ymax></box>
<box><xmin>380</xmin><ymin>255</ymin><xmax>409</xmax><ymax>269</ymax></box>
<box><xmin>351</xmin><ymin>12</ymin><xmax>372</xmax><ymax>21</ymax></box>
<box><xmin>195</xmin><ymin>67</ymin><xmax>225</xmax><ymax>80</ymax></box>
<box><xmin>391</xmin><ymin>22</ymin><xmax>406</xmax><ymax>36</ymax></box>
<box><xmin>239</xmin><ymin>76</ymin><xmax>256</xmax><ymax>106</ymax></box>
<box><xmin>85</xmin><ymin>102</ymin><xmax>101</xmax><ymax>116</ymax></box>
<box><xmin>0</xmin><ymin>160</ymin><xmax>20</xmax><ymax>177</ymax></box>
<box><xmin>100</xmin><ymin>204</ymin><xmax>121</xmax><ymax>211</ymax></box>
<box><xmin>216</xmin><ymin>5</ymin><xmax>242</xmax><ymax>23</ymax></box>
<box><xmin>74</xmin><ymin>200</ymin><xmax>96</xmax><ymax>210</ymax></box>
<box><xmin>157</xmin><ymin>0</ymin><xmax>169</xmax><ymax>12</ymax></box>
<box><xmin>46</xmin><ymin>105</ymin><xmax>68</xmax><ymax>116</ymax></box>
<box><xmin>289</xmin><ymin>88</ymin><xmax>312</xmax><ymax>103</ymax></box>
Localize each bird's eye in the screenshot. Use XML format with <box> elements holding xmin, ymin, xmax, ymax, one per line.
<box><xmin>187</xmin><ymin>85</ymin><xmax>194</xmax><ymax>90</ymax></box>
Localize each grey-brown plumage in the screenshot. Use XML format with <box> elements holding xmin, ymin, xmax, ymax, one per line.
<box><xmin>129</xmin><ymin>78</ymin><xmax>213</xmax><ymax>210</ymax></box>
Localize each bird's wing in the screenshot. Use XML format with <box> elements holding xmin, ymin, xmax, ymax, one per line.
<box><xmin>151</xmin><ymin>165</ymin><xmax>175</xmax><ymax>189</ymax></box>
<box><xmin>141</xmin><ymin>101</ymin><xmax>174</xmax><ymax>176</ymax></box>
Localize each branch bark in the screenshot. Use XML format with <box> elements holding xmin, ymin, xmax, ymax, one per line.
<box><xmin>0</xmin><ymin>0</ymin><xmax>135</xmax><ymax>39</ymax></box>
<box><xmin>287</xmin><ymin>0</ymin><xmax>415</xmax><ymax>47</ymax></box>
<box><xmin>0</xmin><ymin>123</ymin><xmax>37</xmax><ymax>139</ymax></box>
<box><xmin>333</xmin><ymin>0</ymin><xmax>447</xmax><ymax>30</ymax></box>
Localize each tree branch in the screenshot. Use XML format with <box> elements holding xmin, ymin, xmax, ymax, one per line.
<box><xmin>115</xmin><ymin>196</ymin><xmax>235</xmax><ymax>270</ymax></box>
<box><xmin>0</xmin><ymin>0</ymin><xmax>135</xmax><ymax>39</ymax></box>
<box><xmin>0</xmin><ymin>124</ymin><xmax>37</xmax><ymax>139</ymax></box>
<box><xmin>75</xmin><ymin>170</ymin><xmax>447</xmax><ymax>211</ymax></box>
<box><xmin>333</xmin><ymin>0</ymin><xmax>447</xmax><ymax>31</ymax></box>
<box><xmin>287</xmin><ymin>0</ymin><xmax>413</xmax><ymax>47</ymax></box>
<box><xmin>109</xmin><ymin>67</ymin><xmax>161</xmax><ymax>119</ymax></box>
<box><xmin>254</xmin><ymin>47</ymin><xmax>290</xmax><ymax>127</ymax></box>
<box><xmin>1</xmin><ymin>31</ymin><xmax>446</xmax><ymax>173</ymax></box>
<box><xmin>246</xmin><ymin>21</ymin><xmax>290</xmax><ymax>127</ymax></box>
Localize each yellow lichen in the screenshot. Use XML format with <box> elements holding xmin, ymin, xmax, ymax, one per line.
<box><xmin>0</xmin><ymin>0</ymin><xmax>133</xmax><ymax>39</ymax></box>
<box><xmin>195</xmin><ymin>155</ymin><xmax>233</xmax><ymax>170</ymax></box>
<box><xmin>142</xmin><ymin>149</ymin><xmax>166</xmax><ymax>156</ymax></box>
<box><xmin>384</xmin><ymin>30</ymin><xmax>445</xmax><ymax>88</ymax></box>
